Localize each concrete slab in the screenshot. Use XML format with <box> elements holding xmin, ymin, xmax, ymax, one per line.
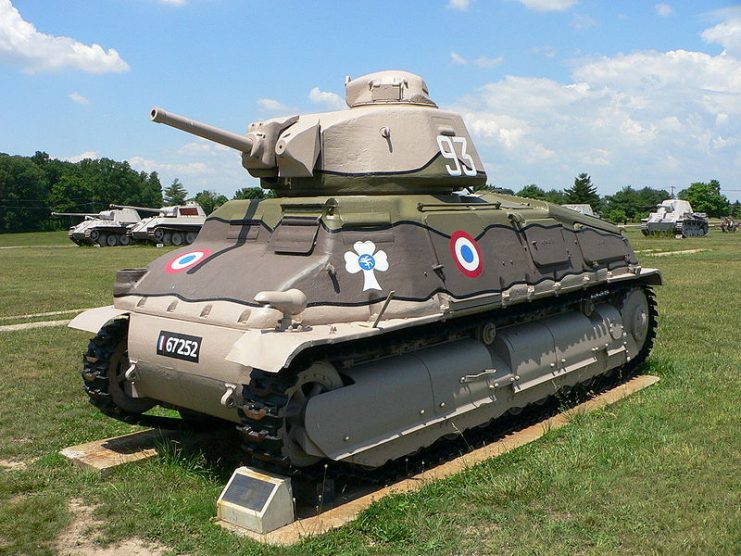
<box><xmin>232</xmin><ymin>374</ymin><xmax>660</xmax><ymax>546</ymax></box>
<box><xmin>60</xmin><ymin>430</ymin><xmax>174</xmax><ymax>477</ymax></box>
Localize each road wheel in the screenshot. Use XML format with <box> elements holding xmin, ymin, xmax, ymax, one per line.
<box><xmin>153</xmin><ymin>228</ymin><xmax>165</xmax><ymax>242</ymax></box>
<box><xmin>106</xmin><ymin>234</ymin><xmax>118</xmax><ymax>247</ymax></box>
<box><xmin>171</xmin><ymin>232</ymin><xmax>184</xmax><ymax>246</ymax></box>
<box><xmin>118</xmin><ymin>234</ymin><xmax>131</xmax><ymax>246</ymax></box>
<box><xmin>185</xmin><ymin>232</ymin><xmax>197</xmax><ymax>244</ymax></box>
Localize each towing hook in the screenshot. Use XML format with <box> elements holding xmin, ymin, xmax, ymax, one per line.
<box><xmin>220</xmin><ymin>383</ymin><xmax>238</xmax><ymax>408</ymax></box>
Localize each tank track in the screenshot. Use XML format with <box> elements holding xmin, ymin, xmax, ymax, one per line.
<box><xmin>238</xmin><ymin>284</ymin><xmax>658</xmax><ymax>480</ymax></box>
<box><xmin>81</xmin><ymin>319</ymin><xmax>132</xmax><ymax>418</ymax></box>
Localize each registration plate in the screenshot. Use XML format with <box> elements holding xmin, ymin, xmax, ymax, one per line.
<box><xmin>156</xmin><ymin>331</ymin><xmax>202</xmax><ymax>363</ymax></box>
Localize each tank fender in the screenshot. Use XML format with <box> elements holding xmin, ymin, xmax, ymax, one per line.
<box><xmin>68</xmin><ymin>306</ymin><xmax>129</xmax><ymax>333</ymax></box>
<box><xmin>225</xmin><ymin>314</ymin><xmax>442</xmax><ymax>373</ymax></box>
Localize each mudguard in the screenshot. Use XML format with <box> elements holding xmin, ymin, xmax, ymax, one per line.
<box><xmin>68</xmin><ymin>306</ymin><xmax>129</xmax><ymax>334</ymax></box>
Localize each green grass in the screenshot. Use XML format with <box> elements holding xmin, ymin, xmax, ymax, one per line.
<box><xmin>0</xmin><ymin>230</ymin><xmax>739</xmax><ymax>555</ymax></box>
<box><xmin>0</xmin><ymin>231</ymin><xmax>71</xmax><ymax>247</ymax></box>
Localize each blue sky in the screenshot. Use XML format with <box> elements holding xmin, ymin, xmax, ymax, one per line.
<box><xmin>1</xmin><ymin>0</ymin><xmax>739</xmax><ymax>201</ymax></box>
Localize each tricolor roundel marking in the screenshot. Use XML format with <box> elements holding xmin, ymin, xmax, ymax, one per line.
<box><xmin>449</xmin><ymin>231</ymin><xmax>483</xmax><ymax>278</ymax></box>
<box><xmin>165</xmin><ymin>249</ymin><xmax>212</xmax><ymax>274</ymax></box>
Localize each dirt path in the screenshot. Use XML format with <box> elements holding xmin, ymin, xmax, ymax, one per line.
<box><xmin>55</xmin><ymin>499</ymin><xmax>170</xmax><ymax>556</ymax></box>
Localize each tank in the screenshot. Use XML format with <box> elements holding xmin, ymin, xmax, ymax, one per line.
<box><xmin>640</xmin><ymin>199</ymin><xmax>709</xmax><ymax>237</ymax></box>
<box><xmin>51</xmin><ymin>208</ymin><xmax>142</xmax><ymax>246</ymax></box>
<box><xmin>561</xmin><ymin>204</ymin><xmax>600</xmax><ymax>219</ymax></box>
<box><xmin>69</xmin><ymin>70</ymin><xmax>661</xmax><ymax>472</ymax></box>
<box><xmin>115</xmin><ymin>203</ymin><xmax>207</xmax><ymax>245</ymax></box>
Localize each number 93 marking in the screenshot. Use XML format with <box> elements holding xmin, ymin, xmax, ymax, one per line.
<box><xmin>436</xmin><ymin>135</ymin><xmax>477</xmax><ymax>177</ymax></box>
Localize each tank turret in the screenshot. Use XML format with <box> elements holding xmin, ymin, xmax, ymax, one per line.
<box><xmin>151</xmin><ymin>70</ymin><xmax>486</xmax><ymax>195</ymax></box>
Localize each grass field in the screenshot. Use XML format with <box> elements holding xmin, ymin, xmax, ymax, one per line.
<box><xmin>0</xmin><ymin>230</ymin><xmax>739</xmax><ymax>555</ymax></box>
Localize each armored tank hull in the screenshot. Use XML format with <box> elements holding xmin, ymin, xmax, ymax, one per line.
<box><xmin>69</xmin><ymin>70</ymin><xmax>660</xmax><ymax>472</ymax></box>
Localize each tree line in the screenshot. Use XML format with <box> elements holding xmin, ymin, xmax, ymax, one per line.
<box><xmin>0</xmin><ymin>152</ymin><xmax>267</xmax><ymax>233</ymax></box>
<box><xmin>485</xmin><ymin>173</ymin><xmax>739</xmax><ymax>223</ymax></box>
<box><xmin>1</xmin><ymin>153</ymin><xmax>737</xmax><ymax>233</ymax></box>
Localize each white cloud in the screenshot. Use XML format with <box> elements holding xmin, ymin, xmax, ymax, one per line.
<box><xmin>701</xmin><ymin>11</ymin><xmax>741</xmax><ymax>56</ymax></box>
<box><xmin>66</xmin><ymin>151</ymin><xmax>98</xmax><ymax>163</ymax></box>
<box><xmin>256</xmin><ymin>98</ymin><xmax>290</xmax><ymax>112</ymax></box>
<box><xmin>0</xmin><ymin>0</ymin><xmax>129</xmax><ymax>74</ymax></box>
<box><xmin>571</xmin><ymin>13</ymin><xmax>596</xmax><ymax>30</ymax></box>
<box><xmin>308</xmin><ymin>87</ymin><xmax>346</xmax><ymax>110</ymax></box>
<box><xmin>68</xmin><ymin>92</ymin><xmax>89</xmax><ymax>105</ymax></box>
<box><xmin>447</xmin><ymin>0</ymin><xmax>471</xmax><ymax>11</ymax></box>
<box><xmin>517</xmin><ymin>0</ymin><xmax>577</xmax><ymax>13</ymax></box>
<box><xmin>531</xmin><ymin>45</ymin><xmax>557</xmax><ymax>58</ymax></box>
<box><xmin>450</xmin><ymin>18</ymin><xmax>741</xmax><ymax>193</ymax></box>
<box><xmin>129</xmin><ymin>139</ymin><xmax>255</xmax><ymax>196</ymax></box>
<box><xmin>129</xmin><ymin>155</ymin><xmax>211</xmax><ymax>176</ymax></box>
<box><xmin>655</xmin><ymin>4</ymin><xmax>673</xmax><ymax>17</ymax></box>
<box><xmin>451</xmin><ymin>51</ymin><xmax>467</xmax><ymax>65</ymax></box>
<box><xmin>450</xmin><ymin>51</ymin><xmax>504</xmax><ymax>68</ymax></box>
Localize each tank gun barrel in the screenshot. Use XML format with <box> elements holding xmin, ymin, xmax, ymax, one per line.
<box><xmin>109</xmin><ymin>204</ymin><xmax>160</xmax><ymax>213</ymax></box>
<box><xmin>51</xmin><ymin>211</ymin><xmax>98</xmax><ymax>217</ymax></box>
<box><xmin>150</xmin><ymin>107</ymin><xmax>253</xmax><ymax>153</ymax></box>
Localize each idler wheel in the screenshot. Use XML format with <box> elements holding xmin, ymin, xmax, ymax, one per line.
<box><xmin>281</xmin><ymin>361</ymin><xmax>343</xmax><ymax>467</ymax></box>
<box><xmin>106</xmin><ymin>333</ymin><xmax>156</xmax><ymax>414</ymax></box>
<box><xmin>620</xmin><ymin>289</ymin><xmax>650</xmax><ymax>346</ymax></box>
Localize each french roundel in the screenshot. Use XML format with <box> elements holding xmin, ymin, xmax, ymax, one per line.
<box><xmin>449</xmin><ymin>231</ymin><xmax>483</xmax><ymax>278</ymax></box>
<box><xmin>165</xmin><ymin>249</ymin><xmax>212</xmax><ymax>274</ymax></box>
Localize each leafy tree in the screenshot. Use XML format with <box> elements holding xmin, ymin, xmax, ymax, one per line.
<box><xmin>605</xmin><ymin>208</ymin><xmax>627</xmax><ymax>224</ymax></box>
<box><xmin>164</xmin><ymin>178</ymin><xmax>188</xmax><ymax>205</ymax></box>
<box><xmin>564</xmin><ymin>173</ymin><xmax>601</xmax><ymax>210</ymax></box>
<box><xmin>678</xmin><ymin>180</ymin><xmax>730</xmax><ymax>217</ymax></box>
<box><xmin>192</xmin><ymin>190</ymin><xmax>229</xmax><ymax>215</ymax></box>
<box><xmin>731</xmin><ymin>201</ymin><xmax>741</xmax><ymax>219</ymax></box>
<box><xmin>543</xmin><ymin>189</ymin><xmax>566</xmax><ymax>204</ymax></box>
<box><xmin>0</xmin><ymin>154</ymin><xmax>49</xmax><ymax>232</ymax></box>
<box><xmin>516</xmin><ymin>184</ymin><xmax>546</xmax><ymax>200</ymax></box>
<box><xmin>603</xmin><ymin>186</ymin><xmax>670</xmax><ymax>222</ymax></box>
<box><xmin>233</xmin><ymin>187</ymin><xmax>266</xmax><ymax>200</ymax></box>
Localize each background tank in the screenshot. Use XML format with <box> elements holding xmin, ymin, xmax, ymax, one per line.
<box><xmin>51</xmin><ymin>208</ymin><xmax>142</xmax><ymax>246</ymax></box>
<box><xmin>640</xmin><ymin>199</ymin><xmax>709</xmax><ymax>237</ymax></box>
<box><xmin>561</xmin><ymin>204</ymin><xmax>601</xmax><ymax>219</ymax></box>
<box><xmin>114</xmin><ymin>203</ymin><xmax>207</xmax><ymax>245</ymax></box>
<box><xmin>70</xmin><ymin>70</ymin><xmax>661</xmax><ymax>472</ymax></box>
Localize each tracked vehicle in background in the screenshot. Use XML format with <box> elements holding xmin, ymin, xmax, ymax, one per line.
<box><xmin>70</xmin><ymin>70</ymin><xmax>661</xmax><ymax>472</ymax></box>
<box><xmin>641</xmin><ymin>199</ymin><xmax>709</xmax><ymax>237</ymax></box>
<box><xmin>52</xmin><ymin>208</ymin><xmax>142</xmax><ymax>246</ymax></box>
<box><xmin>114</xmin><ymin>203</ymin><xmax>207</xmax><ymax>245</ymax></box>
